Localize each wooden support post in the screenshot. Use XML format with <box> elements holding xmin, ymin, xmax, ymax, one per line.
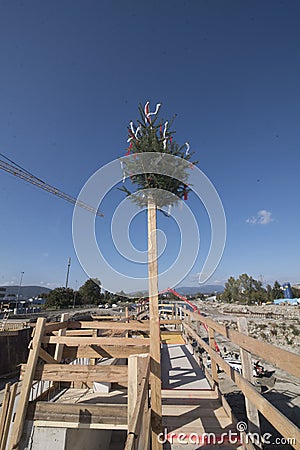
<box><xmin>208</xmin><ymin>327</ymin><xmax>218</xmax><ymax>387</ymax></box>
<box><xmin>90</xmin><ymin>329</ymin><xmax>98</xmax><ymax>366</ymax></box>
<box><xmin>237</xmin><ymin>317</ymin><xmax>261</xmax><ymax>445</ymax></box>
<box><xmin>127</xmin><ymin>354</ymin><xmax>148</xmax><ymax>429</ymax></box>
<box><xmin>0</xmin><ymin>383</ymin><xmax>10</xmax><ymax>448</ymax></box>
<box><xmin>147</xmin><ymin>195</ymin><xmax>162</xmax><ymax>450</ymax></box>
<box><xmin>54</xmin><ymin>313</ymin><xmax>69</xmax><ymax>363</ymax></box>
<box><xmin>0</xmin><ymin>383</ymin><xmax>18</xmax><ymax>450</ymax></box>
<box><xmin>125</xmin><ymin>306</ymin><xmax>129</xmax><ymax>338</ymax></box>
<box><xmin>9</xmin><ymin>317</ymin><xmax>46</xmax><ymax>450</ymax></box>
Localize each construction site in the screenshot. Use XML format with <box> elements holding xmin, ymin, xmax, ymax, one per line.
<box><xmin>0</xmin><ymin>296</ymin><xmax>300</xmax><ymax>450</ymax></box>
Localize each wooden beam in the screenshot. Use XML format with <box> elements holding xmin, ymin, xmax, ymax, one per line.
<box><xmin>43</xmin><ymin>336</ymin><xmax>150</xmax><ymax>346</ymax></box>
<box><xmin>26</xmin><ymin>402</ymin><xmax>127</xmax><ymax>427</ymax></box>
<box><xmin>9</xmin><ymin>317</ymin><xmax>46</xmax><ymax>450</ymax></box>
<box><xmin>0</xmin><ymin>384</ymin><xmax>10</xmax><ymax>449</ymax></box>
<box><xmin>67</xmin><ymin>321</ymin><xmax>150</xmax><ymax>331</ymax></box>
<box><xmin>237</xmin><ymin>317</ymin><xmax>261</xmax><ymax>443</ymax></box>
<box><xmin>54</xmin><ymin>313</ymin><xmax>69</xmax><ymax>363</ymax></box>
<box><xmin>62</xmin><ymin>344</ymin><xmax>150</xmax><ymax>359</ymax></box>
<box><xmin>21</xmin><ymin>364</ymin><xmax>128</xmax><ymax>384</ymax></box>
<box><xmin>91</xmin><ymin>315</ymin><xmax>123</xmax><ymax>320</ymax></box>
<box><xmin>128</xmin><ymin>354</ymin><xmax>148</xmax><ymax>429</ymax></box>
<box><xmin>125</xmin><ymin>307</ymin><xmax>129</xmax><ymax>338</ymax></box>
<box><xmin>44</xmin><ymin>320</ymin><xmax>69</xmax><ymax>334</ymax></box>
<box><xmin>184</xmin><ymin>322</ymin><xmax>300</xmax><ymax>450</ymax></box>
<box><xmin>160</xmin><ymin>319</ymin><xmax>181</xmax><ymax>325</ymax></box>
<box><xmin>52</xmin><ymin>329</ymin><xmax>96</xmax><ymax>336</ymax></box>
<box><xmin>125</xmin><ymin>354</ymin><xmax>150</xmax><ymax>450</ymax></box>
<box><xmin>0</xmin><ymin>383</ymin><xmax>17</xmax><ymax>450</ymax></box>
<box><xmin>39</xmin><ymin>347</ymin><xmax>58</xmax><ymax>364</ymax></box>
<box><xmin>208</xmin><ymin>327</ymin><xmax>218</xmax><ymax>387</ymax></box>
<box><xmin>147</xmin><ymin>195</ymin><xmax>162</xmax><ymax>450</ymax></box>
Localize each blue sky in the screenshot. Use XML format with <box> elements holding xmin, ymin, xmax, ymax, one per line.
<box><xmin>0</xmin><ymin>0</ymin><xmax>300</xmax><ymax>292</ymax></box>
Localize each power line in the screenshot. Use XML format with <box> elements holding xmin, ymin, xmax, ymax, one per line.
<box><xmin>0</xmin><ymin>153</ymin><xmax>104</xmax><ymax>217</ymax></box>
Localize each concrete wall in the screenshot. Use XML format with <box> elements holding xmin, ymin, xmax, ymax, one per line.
<box><xmin>21</xmin><ymin>423</ymin><xmax>112</xmax><ymax>450</ymax></box>
<box><xmin>0</xmin><ymin>328</ymin><xmax>31</xmax><ymax>375</ymax></box>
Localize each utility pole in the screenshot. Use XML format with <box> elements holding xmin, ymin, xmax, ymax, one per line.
<box><xmin>16</xmin><ymin>271</ymin><xmax>24</xmax><ymax>313</ymax></box>
<box><xmin>73</xmin><ymin>279</ymin><xmax>77</xmax><ymax>308</ymax></box>
<box><xmin>65</xmin><ymin>257</ymin><xmax>71</xmax><ymax>289</ymax></box>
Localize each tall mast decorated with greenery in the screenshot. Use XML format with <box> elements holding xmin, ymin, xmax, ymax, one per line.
<box><xmin>120</xmin><ymin>102</ymin><xmax>197</xmax><ymax>447</ymax></box>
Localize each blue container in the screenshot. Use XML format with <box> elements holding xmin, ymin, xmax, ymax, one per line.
<box><xmin>282</xmin><ymin>282</ymin><xmax>293</xmax><ymax>299</ymax></box>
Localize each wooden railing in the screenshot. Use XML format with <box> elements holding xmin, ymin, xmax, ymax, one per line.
<box><xmin>181</xmin><ymin>308</ymin><xmax>300</xmax><ymax>450</ymax></box>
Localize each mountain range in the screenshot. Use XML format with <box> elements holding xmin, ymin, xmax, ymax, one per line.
<box><xmin>0</xmin><ymin>285</ymin><xmax>51</xmax><ymax>299</ymax></box>
<box><xmin>175</xmin><ymin>285</ymin><xmax>224</xmax><ymax>295</ymax></box>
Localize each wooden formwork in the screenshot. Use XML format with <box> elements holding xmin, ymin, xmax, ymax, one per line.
<box><xmin>2</xmin><ymin>304</ymin><xmax>300</xmax><ymax>449</ymax></box>
<box><xmin>3</xmin><ymin>315</ymin><xmax>152</xmax><ymax>450</ymax></box>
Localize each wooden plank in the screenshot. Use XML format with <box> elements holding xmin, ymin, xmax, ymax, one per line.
<box><xmin>0</xmin><ymin>383</ymin><xmax>18</xmax><ymax>450</ymax></box>
<box><xmin>125</xmin><ymin>355</ymin><xmax>150</xmax><ymax>450</ymax></box>
<box><xmin>69</xmin><ymin>321</ymin><xmax>150</xmax><ymax>331</ymax></box>
<box><xmin>43</xmin><ymin>336</ymin><xmax>150</xmax><ymax>346</ymax></box>
<box><xmin>128</xmin><ymin>354</ymin><xmax>148</xmax><ymax>429</ymax></box>
<box><xmin>125</xmin><ymin>307</ymin><xmax>129</xmax><ymax>338</ymax></box>
<box><xmin>33</xmin><ymin>421</ymin><xmax>127</xmax><ymax>430</ymax></box>
<box><xmin>147</xmin><ymin>196</ymin><xmax>162</xmax><ymax>450</ymax></box>
<box><xmin>0</xmin><ymin>383</ymin><xmax>10</xmax><ymax>449</ymax></box>
<box><xmin>44</xmin><ymin>320</ymin><xmax>70</xmax><ymax>333</ymax></box>
<box><xmin>208</xmin><ymin>327</ymin><xmax>218</xmax><ymax>386</ymax></box>
<box><xmin>62</xmin><ymin>344</ymin><xmax>150</xmax><ymax>359</ymax></box>
<box><xmin>39</xmin><ymin>347</ymin><xmax>58</xmax><ymax>364</ymax></box>
<box><xmin>160</xmin><ymin>319</ymin><xmax>181</xmax><ymax>325</ymax></box>
<box><xmin>9</xmin><ymin>317</ymin><xmax>46</xmax><ymax>450</ymax></box>
<box><xmin>53</xmin><ymin>329</ymin><xmax>96</xmax><ymax>336</ymax></box>
<box><xmin>21</xmin><ymin>364</ymin><xmax>128</xmax><ymax>383</ymax></box>
<box><xmin>91</xmin><ymin>315</ymin><xmax>123</xmax><ymax>320</ymax></box>
<box><xmin>183</xmin><ymin>322</ymin><xmax>300</xmax><ymax>450</ymax></box>
<box><xmin>186</xmin><ymin>310</ymin><xmax>300</xmax><ymax>379</ymax></box>
<box><xmin>237</xmin><ymin>317</ymin><xmax>261</xmax><ymax>442</ymax></box>
<box><xmin>27</xmin><ymin>402</ymin><xmax>127</xmax><ymax>427</ymax></box>
<box><xmin>54</xmin><ymin>313</ymin><xmax>69</xmax><ymax>363</ymax></box>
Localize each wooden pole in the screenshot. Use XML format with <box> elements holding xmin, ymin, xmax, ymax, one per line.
<box><xmin>237</xmin><ymin>317</ymin><xmax>261</xmax><ymax>445</ymax></box>
<box><xmin>54</xmin><ymin>313</ymin><xmax>69</xmax><ymax>363</ymax></box>
<box><xmin>208</xmin><ymin>327</ymin><xmax>218</xmax><ymax>388</ymax></box>
<box><xmin>0</xmin><ymin>383</ymin><xmax>10</xmax><ymax>448</ymax></box>
<box><xmin>0</xmin><ymin>383</ymin><xmax>18</xmax><ymax>450</ymax></box>
<box><xmin>147</xmin><ymin>195</ymin><xmax>162</xmax><ymax>449</ymax></box>
<box><xmin>125</xmin><ymin>306</ymin><xmax>129</xmax><ymax>338</ymax></box>
<box><xmin>9</xmin><ymin>317</ymin><xmax>46</xmax><ymax>450</ymax></box>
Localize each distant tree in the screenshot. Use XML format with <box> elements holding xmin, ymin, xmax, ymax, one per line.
<box><xmin>78</xmin><ymin>278</ymin><xmax>102</xmax><ymax>305</ymax></box>
<box><xmin>115</xmin><ymin>290</ymin><xmax>128</xmax><ymax>303</ymax></box>
<box><xmin>272</xmin><ymin>281</ymin><xmax>284</xmax><ymax>300</ymax></box>
<box><xmin>44</xmin><ymin>287</ymin><xmax>74</xmax><ymax>309</ymax></box>
<box><xmin>220</xmin><ymin>274</ymin><xmax>267</xmax><ymax>304</ymax></box>
<box><xmin>220</xmin><ymin>276</ymin><xmax>240</xmax><ymax>303</ymax></box>
<box><xmin>266</xmin><ymin>284</ymin><xmax>273</xmax><ymax>302</ymax></box>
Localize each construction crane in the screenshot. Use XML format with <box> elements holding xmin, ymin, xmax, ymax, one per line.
<box><xmin>0</xmin><ymin>153</ymin><xmax>104</xmax><ymax>217</ymax></box>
